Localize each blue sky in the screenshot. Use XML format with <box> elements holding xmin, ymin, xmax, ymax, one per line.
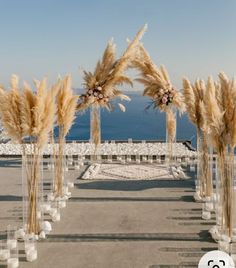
<box><xmin>0</xmin><ymin>0</ymin><xmax>235</xmax><ymax>90</ymax></box>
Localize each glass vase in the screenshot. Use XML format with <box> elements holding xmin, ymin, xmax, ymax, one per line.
<box><xmin>7</xmin><ymin>245</ymin><xmax>19</xmax><ymax>268</ymax></box>
<box><xmin>7</xmin><ymin>225</ymin><xmax>17</xmax><ymax>250</ymax></box>
<box><xmin>0</xmin><ymin>240</ymin><xmax>10</xmax><ymax>263</ymax></box>
<box><xmin>24</xmin><ymin>235</ymin><xmax>37</xmax><ymax>262</ymax></box>
<box><xmin>40</xmin><ymin>132</ymin><xmax>54</xmax><ymax>215</ymax></box>
<box><xmin>215</xmin><ymin>147</ymin><xmax>235</xmax><ymax>253</ymax></box>
<box><xmin>196</xmin><ymin>129</ymin><xmax>213</xmax><ymax>201</ymax></box>
<box><xmin>53</xmin><ymin>127</ymin><xmax>66</xmax><ymax>198</ymax></box>
<box><xmin>22</xmin><ymin>141</ymin><xmax>43</xmax><ymax>235</ymax></box>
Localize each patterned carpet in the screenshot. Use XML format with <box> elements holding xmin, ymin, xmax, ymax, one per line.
<box><xmin>90</xmin><ymin>164</ymin><xmax>174</xmax><ymax>180</ymax></box>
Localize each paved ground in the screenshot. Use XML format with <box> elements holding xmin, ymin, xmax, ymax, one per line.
<box><xmin>0</xmin><ymin>158</ymin><xmax>217</xmax><ymax>268</ymax></box>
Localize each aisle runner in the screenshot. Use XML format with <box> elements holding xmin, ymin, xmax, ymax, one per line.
<box><xmin>88</xmin><ymin>164</ymin><xmax>174</xmax><ymax>180</ymax></box>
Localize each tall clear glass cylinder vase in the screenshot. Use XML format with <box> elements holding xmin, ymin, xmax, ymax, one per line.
<box><xmin>216</xmin><ymin>147</ymin><xmax>235</xmax><ymax>253</ymax></box>
<box><xmin>41</xmin><ymin>131</ymin><xmax>55</xmax><ymax>212</ymax></box>
<box><xmin>90</xmin><ymin>104</ymin><xmax>101</xmax><ymax>162</ymax></box>
<box><xmin>22</xmin><ymin>141</ymin><xmax>43</xmax><ymax>235</ymax></box>
<box><xmin>54</xmin><ymin>126</ymin><xmax>66</xmax><ymax>198</ymax></box>
<box><xmin>47</xmin><ymin>130</ymin><xmax>55</xmax><ymax>199</ymax></box>
<box><xmin>196</xmin><ymin>129</ymin><xmax>213</xmax><ymax>201</ymax></box>
<box><xmin>196</xmin><ymin>130</ymin><xmax>214</xmax><ymax>219</ymax></box>
<box><xmin>166</xmin><ymin>107</ymin><xmax>176</xmax><ymax>166</ymax></box>
<box><xmin>231</xmin><ymin>164</ymin><xmax>236</xmax><ymax>259</ymax></box>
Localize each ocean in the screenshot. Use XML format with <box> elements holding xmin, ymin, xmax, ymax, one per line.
<box><xmin>65</xmin><ymin>93</ymin><xmax>197</xmax><ymax>148</ymax></box>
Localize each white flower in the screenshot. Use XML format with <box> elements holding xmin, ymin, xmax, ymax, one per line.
<box><xmin>88</xmin><ymin>90</ymin><xmax>93</xmax><ymax>95</ymax></box>
<box><xmin>93</xmin><ymin>92</ymin><xmax>98</xmax><ymax>96</ymax></box>
<box><xmin>99</xmin><ymin>94</ymin><xmax>103</xmax><ymax>99</ymax></box>
<box><xmin>97</xmin><ymin>86</ymin><xmax>102</xmax><ymax>91</ymax></box>
<box><xmin>118</xmin><ymin>103</ymin><xmax>126</xmax><ymax>112</ymax></box>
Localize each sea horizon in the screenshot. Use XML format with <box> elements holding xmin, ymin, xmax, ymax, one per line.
<box><xmin>63</xmin><ymin>93</ymin><xmax>197</xmax><ymax>148</ymax></box>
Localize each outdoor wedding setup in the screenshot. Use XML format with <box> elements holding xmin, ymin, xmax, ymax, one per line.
<box><xmin>0</xmin><ymin>23</ymin><xmax>236</xmax><ymax>267</ymax></box>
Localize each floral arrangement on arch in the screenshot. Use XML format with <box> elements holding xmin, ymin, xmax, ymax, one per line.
<box><xmin>154</xmin><ymin>86</ymin><xmax>178</xmax><ymax>110</ymax></box>
<box><xmin>132</xmin><ymin>44</ymin><xmax>184</xmax><ymax>113</ymax></box>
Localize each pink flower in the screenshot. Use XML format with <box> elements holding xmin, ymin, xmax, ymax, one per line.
<box><xmin>162</xmin><ymin>96</ymin><xmax>168</xmax><ymax>104</ymax></box>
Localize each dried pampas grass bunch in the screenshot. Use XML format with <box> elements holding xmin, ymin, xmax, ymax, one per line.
<box><xmin>183</xmin><ymin>78</ymin><xmax>213</xmax><ymax>200</ymax></box>
<box><xmin>0</xmin><ymin>75</ymin><xmax>58</xmax><ymax>145</ymax></box>
<box><xmin>77</xmin><ymin>24</ymin><xmax>147</xmax><ymax>112</ymax></box>
<box><xmin>132</xmin><ymin>44</ymin><xmax>185</xmax><ymax>113</ymax></box>
<box><xmin>203</xmin><ymin>73</ymin><xmax>236</xmax><ymax>238</ymax></box>
<box><xmin>54</xmin><ymin>75</ymin><xmax>78</xmax><ymax>197</ymax></box>
<box><xmin>57</xmin><ymin>75</ymin><xmax>78</xmax><ymax>138</ymax></box>
<box><xmin>0</xmin><ymin>75</ymin><xmax>59</xmax><ymax>234</ymax></box>
<box><xmin>182</xmin><ymin>78</ymin><xmax>205</xmax><ymax>130</ymax></box>
<box><xmin>0</xmin><ymin>75</ymin><xmax>23</xmax><ymax>143</ymax></box>
<box><xmin>77</xmin><ymin>25</ymin><xmax>147</xmax><ymax>148</ymax></box>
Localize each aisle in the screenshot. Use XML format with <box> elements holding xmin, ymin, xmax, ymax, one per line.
<box><xmin>32</xmin><ymin>166</ymin><xmax>216</xmax><ymax>268</ymax></box>
<box><xmin>0</xmin><ymin>161</ymin><xmax>217</xmax><ymax>268</ymax></box>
